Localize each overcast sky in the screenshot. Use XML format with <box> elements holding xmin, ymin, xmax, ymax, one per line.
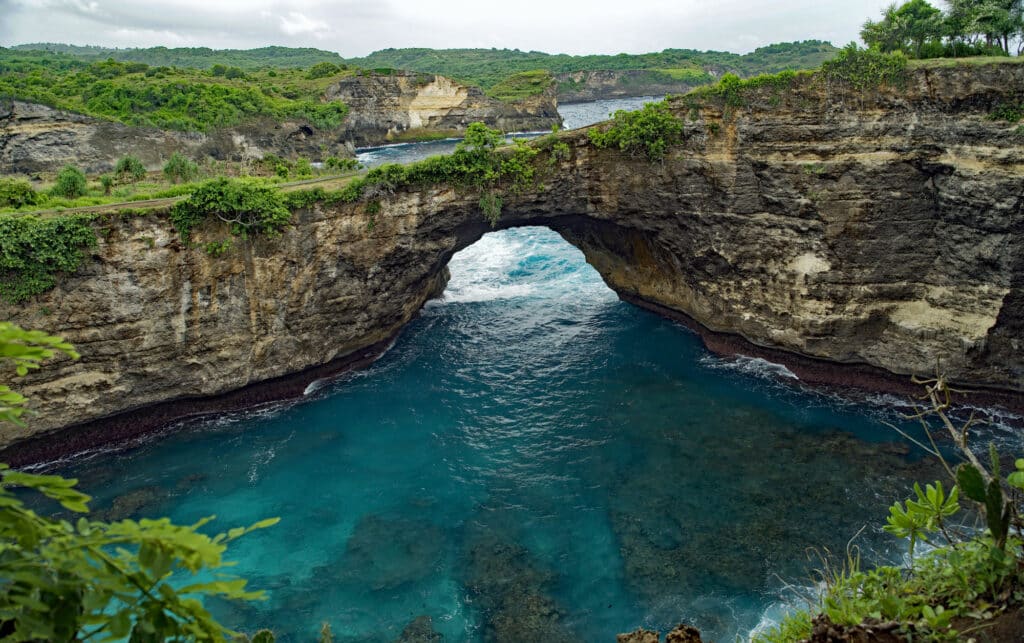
<box><xmin>0</xmin><ymin>0</ymin><xmax>897</xmax><ymax>57</ymax></box>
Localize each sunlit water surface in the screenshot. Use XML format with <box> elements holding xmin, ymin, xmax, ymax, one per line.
<box><xmin>46</xmin><ymin>99</ymin><xmax>1023</xmax><ymax>642</ymax></box>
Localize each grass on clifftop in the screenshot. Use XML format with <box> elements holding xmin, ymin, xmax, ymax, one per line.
<box><xmin>485</xmin><ymin>70</ymin><xmax>554</xmax><ymax>102</ymax></box>
<box><xmin>0</xmin><ymin>49</ymin><xmax>350</xmax><ymax>132</ymax></box>
<box><xmin>345</xmin><ymin>41</ymin><xmax>839</xmax><ymax>91</ymax></box>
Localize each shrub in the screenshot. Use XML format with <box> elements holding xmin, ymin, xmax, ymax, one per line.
<box><xmin>50</xmin><ymin>165</ymin><xmax>87</xmax><ymax>198</ymax></box>
<box><xmin>588</xmin><ymin>101</ymin><xmax>684</xmax><ymax>160</ymax></box>
<box><xmin>0</xmin><ymin>214</ymin><xmax>97</xmax><ymax>303</ymax></box>
<box><xmin>99</xmin><ymin>174</ymin><xmax>114</xmax><ymax>195</ymax></box>
<box><xmin>163</xmin><ymin>152</ymin><xmax>200</xmax><ymax>183</ymax></box>
<box><xmin>170</xmin><ymin>178</ymin><xmax>292</xmax><ymax>243</ymax></box>
<box><xmin>294</xmin><ymin>157</ymin><xmax>314</xmax><ymax>178</ymax></box>
<box><xmin>325</xmin><ymin>156</ymin><xmax>360</xmax><ymax>171</ymax></box>
<box><xmin>821</xmin><ymin>44</ymin><xmax>907</xmax><ymax>91</ymax></box>
<box><xmin>0</xmin><ymin>179</ymin><xmax>41</xmax><ymax>208</ymax></box>
<box><xmin>114</xmin><ymin>155</ymin><xmax>147</xmax><ymax>182</ymax></box>
<box><xmin>307</xmin><ymin>61</ymin><xmax>341</xmax><ymax>79</ymax></box>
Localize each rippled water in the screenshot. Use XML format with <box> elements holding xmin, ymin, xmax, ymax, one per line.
<box><xmin>356</xmin><ymin>96</ymin><xmax>659</xmax><ymax>168</ymax></box>
<box><xmin>50</xmin><ymin>225</ymin><xmax>1013</xmax><ymax>642</ymax></box>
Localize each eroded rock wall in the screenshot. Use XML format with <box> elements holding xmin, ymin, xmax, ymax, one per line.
<box><xmin>0</xmin><ymin>100</ymin><xmax>351</xmax><ymax>175</ymax></box>
<box><xmin>2</xmin><ymin>61</ymin><xmax>1023</xmax><ymax>451</ymax></box>
<box><xmin>555</xmin><ymin>70</ymin><xmax>704</xmax><ymax>102</ymax></box>
<box><xmin>326</xmin><ymin>71</ymin><xmax>561</xmax><ymax>145</ymax></box>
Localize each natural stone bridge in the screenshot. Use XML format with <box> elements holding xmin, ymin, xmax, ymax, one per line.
<box><xmin>3</xmin><ymin>61</ymin><xmax>1023</xmax><ymax>459</ymax></box>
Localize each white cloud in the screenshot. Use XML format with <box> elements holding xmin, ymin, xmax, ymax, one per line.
<box><xmin>279</xmin><ymin>11</ymin><xmax>330</xmax><ymax>38</ymax></box>
<box><xmin>0</xmin><ymin>0</ymin><xmax>898</xmax><ymax>57</ymax></box>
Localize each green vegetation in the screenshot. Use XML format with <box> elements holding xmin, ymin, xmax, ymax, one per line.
<box><xmin>861</xmin><ymin>0</ymin><xmax>1023</xmax><ymax>58</ymax></box>
<box><xmin>347</xmin><ymin>41</ymin><xmax>839</xmax><ymax>91</ymax></box>
<box><xmin>0</xmin><ymin>213</ymin><xmax>96</xmax><ymax>304</ymax></box>
<box><xmin>0</xmin><ymin>179</ymin><xmax>42</xmax><ymax>208</ymax></box>
<box><xmin>163</xmin><ymin>152</ymin><xmax>201</xmax><ymax>183</ymax></box>
<box><xmin>325</xmin><ymin>156</ymin><xmax>361</xmax><ymax>172</ymax></box>
<box><xmin>588</xmin><ymin>101</ymin><xmax>684</xmax><ymax>160</ymax></box>
<box><xmin>285</xmin><ymin>122</ymin><xmax>539</xmax><ymax>227</ymax></box>
<box><xmin>114</xmin><ymin>155</ymin><xmax>147</xmax><ymax>183</ymax></box>
<box><xmin>990</xmin><ymin>100</ymin><xmax>1024</xmax><ymax>121</ymax></box>
<box><xmin>486</xmin><ymin>70</ymin><xmax>554</xmax><ymax>101</ymax></box>
<box><xmin>686</xmin><ymin>69</ymin><xmax>806</xmax><ymax>108</ymax></box>
<box><xmin>306</xmin><ymin>61</ymin><xmax>342</xmax><ymax>79</ymax></box>
<box><xmin>821</xmin><ymin>45</ymin><xmax>908</xmax><ymax>91</ymax></box>
<box><xmin>10</xmin><ymin>43</ymin><xmax>346</xmax><ymax>70</ymax></box>
<box><xmin>756</xmin><ymin>379</ymin><xmax>1024</xmax><ymax>642</ymax></box>
<box><xmin>51</xmin><ymin>165</ymin><xmax>87</xmax><ymax>199</ymax></box>
<box><xmin>170</xmin><ymin>178</ymin><xmax>291</xmax><ymax>244</ymax></box>
<box><xmin>0</xmin><ymin>322</ymin><xmax>277</xmax><ymax>641</ymax></box>
<box><xmin>0</xmin><ymin>49</ymin><xmax>350</xmax><ymax>132</ymax></box>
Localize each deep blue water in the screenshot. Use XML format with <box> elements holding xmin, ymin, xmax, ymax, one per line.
<box><xmin>50</xmin><ymin>226</ymin><xmax>1000</xmax><ymax>642</ymax></box>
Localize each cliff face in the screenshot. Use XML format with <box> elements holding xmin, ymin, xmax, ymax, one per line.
<box><xmin>556</xmin><ymin>70</ymin><xmax>705</xmax><ymax>102</ymax></box>
<box><xmin>2</xmin><ymin>61</ymin><xmax>1023</xmax><ymax>453</ymax></box>
<box><xmin>326</xmin><ymin>71</ymin><xmax>561</xmax><ymax>145</ymax></box>
<box><xmin>0</xmin><ymin>100</ymin><xmax>351</xmax><ymax>175</ymax></box>
<box><xmin>0</xmin><ymin>71</ymin><xmax>561</xmax><ymax>175</ymax></box>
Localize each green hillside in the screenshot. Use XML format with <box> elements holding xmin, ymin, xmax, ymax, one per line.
<box><xmin>0</xmin><ymin>48</ymin><xmax>349</xmax><ymax>132</ymax></box>
<box><xmin>9</xmin><ymin>43</ymin><xmax>345</xmax><ymax>70</ymax></box>
<box><xmin>346</xmin><ymin>41</ymin><xmax>839</xmax><ymax>89</ymax></box>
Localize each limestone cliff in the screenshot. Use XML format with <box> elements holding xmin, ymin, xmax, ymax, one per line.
<box><xmin>0</xmin><ymin>100</ymin><xmax>352</xmax><ymax>175</ymax></box>
<box><xmin>326</xmin><ymin>70</ymin><xmax>561</xmax><ymax>146</ymax></box>
<box><xmin>556</xmin><ymin>70</ymin><xmax>706</xmax><ymax>103</ymax></box>
<box><xmin>2</xmin><ymin>60</ymin><xmax>1023</xmax><ymax>455</ymax></box>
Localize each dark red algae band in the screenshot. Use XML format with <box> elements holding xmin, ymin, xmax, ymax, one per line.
<box><xmin>4</xmin><ymin>295</ymin><xmax>1024</xmax><ymax>469</ymax></box>
<box><xmin>0</xmin><ymin>336</ymin><xmax>400</xmax><ymax>469</ymax></box>
<box><xmin>618</xmin><ymin>292</ymin><xmax>1024</xmax><ymax>417</ymax></box>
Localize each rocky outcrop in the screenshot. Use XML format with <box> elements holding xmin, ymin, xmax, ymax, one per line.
<box><xmin>326</xmin><ymin>70</ymin><xmax>561</xmax><ymax>145</ymax></box>
<box><xmin>556</xmin><ymin>70</ymin><xmax>708</xmax><ymax>103</ymax></box>
<box><xmin>0</xmin><ymin>100</ymin><xmax>353</xmax><ymax>175</ymax></box>
<box><xmin>0</xmin><ymin>70</ymin><xmax>560</xmax><ymax>174</ymax></box>
<box><xmin>2</xmin><ymin>61</ymin><xmax>1023</xmax><ymax>454</ymax></box>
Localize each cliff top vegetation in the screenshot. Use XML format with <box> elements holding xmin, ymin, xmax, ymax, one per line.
<box><xmin>0</xmin><ymin>49</ymin><xmax>350</xmax><ymax>132</ymax></box>
<box><xmin>346</xmin><ymin>41</ymin><xmax>840</xmax><ymax>91</ymax></box>
<box><xmin>7</xmin><ymin>43</ymin><xmax>345</xmax><ymax>70</ymax></box>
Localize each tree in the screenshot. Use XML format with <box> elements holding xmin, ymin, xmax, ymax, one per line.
<box><xmin>0</xmin><ymin>322</ymin><xmax>278</xmax><ymax>641</ymax></box>
<box><xmin>862</xmin><ymin>3</ymin><xmax>908</xmax><ymax>52</ymax></box>
<box><xmin>862</xmin><ymin>0</ymin><xmax>944</xmax><ymax>56</ymax></box>
<box><xmin>895</xmin><ymin>0</ymin><xmax>945</xmax><ymax>56</ymax></box>
<box><xmin>50</xmin><ymin>166</ymin><xmax>87</xmax><ymax>199</ymax></box>
<box><xmin>457</xmin><ymin>122</ymin><xmax>504</xmax><ymax>153</ymax></box>
<box><xmin>163</xmin><ymin>152</ymin><xmax>200</xmax><ymax>184</ymax></box>
<box><xmin>0</xmin><ymin>179</ymin><xmax>41</xmax><ymax>209</ymax></box>
<box><xmin>945</xmin><ymin>0</ymin><xmax>1023</xmax><ymax>54</ymax></box>
<box><xmin>114</xmin><ymin>155</ymin><xmax>147</xmax><ymax>183</ymax></box>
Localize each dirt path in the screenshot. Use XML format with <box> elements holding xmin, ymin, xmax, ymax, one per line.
<box><xmin>23</xmin><ymin>173</ymin><xmax>363</xmax><ymax>217</ymax></box>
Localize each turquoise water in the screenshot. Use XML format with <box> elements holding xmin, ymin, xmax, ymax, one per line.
<box><xmin>51</xmin><ymin>226</ymin><xmax>981</xmax><ymax>642</ymax></box>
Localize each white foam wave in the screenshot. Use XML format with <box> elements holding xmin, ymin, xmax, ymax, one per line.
<box><xmin>701</xmin><ymin>355</ymin><xmax>800</xmax><ymax>381</ymax></box>
<box><xmin>442</xmin><ymin>232</ymin><xmax>537</xmax><ymax>303</ymax></box>
<box><xmin>443</xmin><ymin>282</ymin><xmax>536</xmax><ymax>303</ymax></box>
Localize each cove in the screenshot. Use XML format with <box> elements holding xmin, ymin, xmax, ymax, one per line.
<box><xmin>53</xmin><ymin>227</ymin><xmax>962</xmax><ymax>642</ymax></box>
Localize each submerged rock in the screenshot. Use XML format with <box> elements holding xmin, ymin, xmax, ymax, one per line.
<box><xmin>97</xmin><ymin>485</ymin><xmax>165</xmax><ymax>521</ymax></box>
<box><xmin>616</xmin><ymin>624</ymin><xmax>703</xmax><ymax>643</ymax></box>
<box><xmin>319</xmin><ymin>515</ymin><xmax>444</xmax><ymax>592</ymax></box>
<box><xmin>394</xmin><ymin>615</ymin><xmax>443</xmax><ymax>643</ymax></box>
<box><xmin>460</xmin><ymin>523</ymin><xmax>579</xmax><ymax>643</ymax></box>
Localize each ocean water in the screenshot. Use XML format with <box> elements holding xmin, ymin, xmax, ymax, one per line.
<box><xmin>355</xmin><ymin>95</ymin><xmax>660</xmax><ymax>168</ymax></box>
<box><xmin>49</xmin><ymin>226</ymin><xmax>1012</xmax><ymax>642</ymax></box>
